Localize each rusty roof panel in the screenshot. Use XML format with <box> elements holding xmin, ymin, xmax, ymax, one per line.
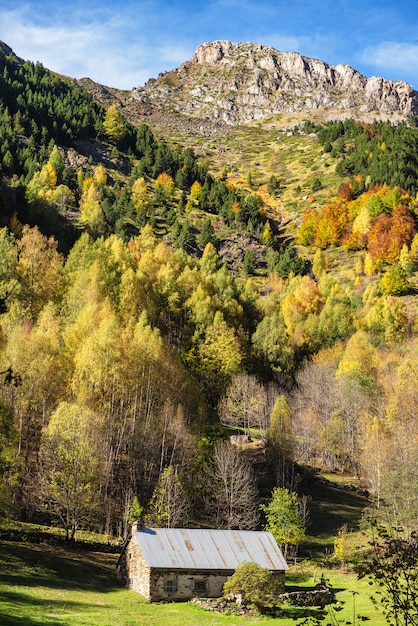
<box><xmin>133</xmin><ymin>528</ymin><xmax>288</xmax><ymax>571</ymax></box>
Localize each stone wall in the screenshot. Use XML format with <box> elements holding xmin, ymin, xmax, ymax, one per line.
<box><xmin>149</xmin><ymin>568</ymin><xmax>285</xmax><ymax>602</ymax></box>
<box><xmin>149</xmin><ymin>568</ymin><xmax>234</xmax><ymax>601</ymax></box>
<box><xmin>118</xmin><ymin>535</ymin><xmax>152</xmax><ymax>600</ymax></box>
<box><xmin>278</xmin><ymin>587</ymin><xmax>334</xmax><ymax>608</ymax></box>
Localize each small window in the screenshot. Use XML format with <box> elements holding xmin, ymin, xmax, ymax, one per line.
<box><xmin>164</xmin><ymin>579</ymin><xmax>178</xmax><ymax>593</ymax></box>
<box><xmin>194</xmin><ymin>580</ymin><xmax>206</xmax><ymax>592</ymax></box>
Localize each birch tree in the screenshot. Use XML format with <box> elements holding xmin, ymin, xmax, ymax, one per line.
<box><xmin>207</xmin><ymin>440</ymin><xmax>259</xmax><ymax>530</ymax></box>
<box><xmin>218</xmin><ymin>374</ymin><xmax>273</xmax><ymax>435</ymax></box>
<box><xmin>38</xmin><ymin>402</ymin><xmax>102</xmax><ymax>540</ymax></box>
<box><xmin>146</xmin><ymin>465</ymin><xmax>189</xmax><ymax>528</ymax></box>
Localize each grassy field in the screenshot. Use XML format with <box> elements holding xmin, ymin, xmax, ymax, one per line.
<box><xmin>0</xmin><ymin>478</ymin><xmax>380</xmax><ymax>625</ymax></box>
<box><xmin>0</xmin><ymin>534</ymin><xmax>387</xmax><ymax>626</ymax></box>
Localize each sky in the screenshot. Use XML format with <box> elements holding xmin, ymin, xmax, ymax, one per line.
<box><xmin>1</xmin><ymin>0</ymin><xmax>418</xmax><ymax>91</ymax></box>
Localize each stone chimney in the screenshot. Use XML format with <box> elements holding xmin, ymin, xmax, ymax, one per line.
<box><xmin>132</xmin><ymin>517</ymin><xmax>144</xmax><ymax>533</ymax></box>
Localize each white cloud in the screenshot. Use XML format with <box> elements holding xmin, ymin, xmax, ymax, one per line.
<box><xmin>261</xmin><ymin>35</ymin><xmax>302</xmax><ymax>53</ymax></box>
<box><xmin>155</xmin><ymin>43</ymin><xmax>196</xmax><ymax>68</ymax></box>
<box><xmin>0</xmin><ymin>6</ymin><xmax>165</xmax><ymax>88</ymax></box>
<box><xmin>357</xmin><ymin>41</ymin><xmax>418</xmax><ymax>85</ymax></box>
<box><xmin>4</xmin><ymin>3</ymin><xmax>417</xmax><ymax>90</ymax></box>
<box><xmin>261</xmin><ymin>32</ymin><xmax>340</xmax><ymax>66</ymax></box>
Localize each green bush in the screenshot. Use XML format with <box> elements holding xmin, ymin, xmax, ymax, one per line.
<box><xmin>379</xmin><ymin>266</ymin><xmax>409</xmax><ymax>295</ymax></box>
<box><xmin>223</xmin><ymin>562</ymin><xmax>283</xmax><ymax>613</ymax></box>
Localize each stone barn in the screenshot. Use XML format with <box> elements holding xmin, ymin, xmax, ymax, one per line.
<box><xmin>117</xmin><ymin>525</ymin><xmax>288</xmax><ymax>602</ymax></box>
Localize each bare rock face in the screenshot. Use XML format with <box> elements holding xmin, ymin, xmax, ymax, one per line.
<box><xmin>131</xmin><ymin>41</ymin><xmax>418</xmax><ymax>125</ymax></box>
<box><xmin>0</xmin><ymin>40</ymin><xmax>23</xmax><ymax>62</ymax></box>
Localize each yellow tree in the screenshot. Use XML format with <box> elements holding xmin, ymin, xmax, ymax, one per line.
<box><xmin>267</xmin><ymin>395</ymin><xmax>295</xmax><ymax>486</ymax></box>
<box><xmin>281</xmin><ymin>275</ymin><xmax>322</xmax><ymax>347</ymax></box>
<box><xmin>398</xmin><ymin>244</ymin><xmax>414</xmax><ymax>274</ymax></box>
<box><xmin>410</xmin><ymin>233</ymin><xmax>418</xmax><ymax>268</ymax></box>
<box><xmin>67</xmin><ymin>300</ymin><xmax>126</xmax><ymax>533</ymax></box>
<box><xmin>154</xmin><ymin>172</ymin><xmax>175</xmax><ymax>200</ymax></box>
<box><xmin>336</xmin><ymin>331</ymin><xmax>378</xmax><ymax>394</ymax></box>
<box><xmin>51</xmin><ymin>184</ymin><xmax>75</xmax><ymax>214</ymax></box>
<box><xmin>199</xmin><ymin>242</ymin><xmax>221</xmax><ymax>276</ymax></box>
<box><xmin>0</xmin><ymin>227</ymin><xmax>18</xmax><ymax>313</ymax></box>
<box><xmin>363</xmin><ymin>252</ymin><xmax>374</xmax><ymax>276</ymax></box>
<box><xmin>39</xmin><ymin>402</ymin><xmax>102</xmax><ymax>540</ymax></box>
<box><xmin>146</xmin><ymin>465</ymin><xmax>189</xmax><ymax>528</ymax></box>
<box><xmin>262</xmin><ymin>221</ymin><xmax>274</xmax><ymax>246</ymax></box>
<box><xmin>261</xmin><ymin>487</ymin><xmax>305</xmax><ymax>558</ymax></box>
<box><xmin>190</xmin><ymin>311</ymin><xmax>243</xmax><ymax>402</ymax></box>
<box><xmin>0</xmin><ymin>303</ymin><xmax>67</xmax><ymax>508</ymax></box>
<box><xmin>363</xmin><ymin>296</ymin><xmax>409</xmax><ymax>346</ymax></box>
<box><xmin>377</xmin><ymin>350</ymin><xmax>418</xmax><ymax>526</ymax></box>
<box><xmin>119</xmin><ymin>314</ymin><xmax>197</xmax><ymax>529</ymax></box>
<box><xmin>352</xmin><ymin>204</ymin><xmax>371</xmax><ymax>242</ymax></box>
<box><xmin>48</xmin><ymin>145</ymin><xmax>63</xmax><ymax>178</ymax></box>
<box><xmin>189</xmin><ymin>181</ymin><xmax>202</xmax><ymax>205</ymax></box>
<box><xmin>131</xmin><ymin>177</ymin><xmax>151</xmax><ymax>215</ymax></box>
<box><xmin>252</xmin><ymin>311</ymin><xmax>295</xmax><ymax>375</ymax></box>
<box><xmin>103</xmin><ymin>103</ymin><xmax>125</xmax><ymax>144</ymax></box>
<box><xmin>70</xmin><ymin>303</ymin><xmax>122</xmax><ymax>408</ymax></box>
<box><xmin>231</xmin><ymin>200</ymin><xmax>242</xmax><ymax>224</ymax></box>
<box><xmin>16</xmin><ymin>226</ymin><xmax>64</xmax><ymax>319</ymax></box>
<box><xmin>312</xmin><ymin>248</ymin><xmax>326</xmax><ymax>277</ymax></box>
<box><xmin>78</xmin><ymin>181</ymin><xmax>106</xmax><ymax>234</ymax></box>
<box><xmin>93</xmin><ymin>164</ymin><xmax>107</xmax><ymax>187</ymax></box>
<box><xmin>26</xmin><ymin>163</ymin><xmax>57</xmax><ymax>204</ymax></box>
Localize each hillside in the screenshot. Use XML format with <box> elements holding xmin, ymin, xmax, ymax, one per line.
<box><xmin>76</xmin><ymin>42</ymin><xmax>418</xmax><ymax>220</ymax></box>
<box><xmin>0</xmin><ymin>40</ymin><xmax>417</xmax><ymax>552</ymax></box>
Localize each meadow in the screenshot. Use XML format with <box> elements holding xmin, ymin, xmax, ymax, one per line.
<box><xmin>0</xmin><ymin>530</ymin><xmax>386</xmax><ymax>626</ymax></box>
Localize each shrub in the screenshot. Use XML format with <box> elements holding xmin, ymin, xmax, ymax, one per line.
<box><xmin>380</xmin><ymin>266</ymin><xmax>409</xmax><ymax>295</ymax></box>
<box><xmin>223</xmin><ymin>562</ymin><xmax>283</xmax><ymax>613</ymax></box>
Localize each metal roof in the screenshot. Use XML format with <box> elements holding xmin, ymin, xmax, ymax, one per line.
<box><xmin>133</xmin><ymin>528</ymin><xmax>288</xmax><ymax>571</ymax></box>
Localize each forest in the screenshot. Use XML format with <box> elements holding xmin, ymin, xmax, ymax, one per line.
<box><xmin>0</xmin><ymin>43</ymin><xmax>417</xmax><ymax>551</ymax></box>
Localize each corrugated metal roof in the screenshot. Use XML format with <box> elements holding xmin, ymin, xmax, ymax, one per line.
<box><xmin>133</xmin><ymin>528</ymin><xmax>288</xmax><ymax>571</ymax></box>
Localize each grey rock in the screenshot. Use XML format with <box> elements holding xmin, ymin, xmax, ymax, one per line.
<box><xmin>130</xmin><ymin>40</ymin><xmax>418</xmax><ymax>125</ymax></box>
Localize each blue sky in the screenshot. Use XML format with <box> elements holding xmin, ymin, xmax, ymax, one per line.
<box><xmin>1</xmin><ymin>0</ymin><xmax>418</xmax><ymax>90</ymax></box>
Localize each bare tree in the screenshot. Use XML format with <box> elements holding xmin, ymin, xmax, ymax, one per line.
<box><xmin>292</xmin><ymin>360</ymin><xmax>374</xmax><ymax>476</ymax></box>
<box><xmin>206</xmin><ymin>440</ymin><xmax>260</xmax><ymax>530</ymax></box>
<box><xmin>218</xmin><ymin>374</ymin><xmax>275</xmax><ymax>435</ymax></box>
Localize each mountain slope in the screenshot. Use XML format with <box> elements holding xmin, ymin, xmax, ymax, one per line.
<box><xmin>129</xmin><ymin>40</ymin><xmax>418</xmax><ymax>125</ymax></box>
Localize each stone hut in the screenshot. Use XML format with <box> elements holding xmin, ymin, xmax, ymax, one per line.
<box><xmin>117</xmin><ymin>525</ymin><xmax>288</xmax><ymax>602</ymax></box>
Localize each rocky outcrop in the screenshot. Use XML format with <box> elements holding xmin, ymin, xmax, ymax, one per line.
<box><xmin>0</xmin><ymin>41</ymin><xmax>13</xmax><ymax>56</ymax></box>
<box><xmin>0</xmin><ymin>40</ymin><xmax>23</xmax><ymax>62</ymax></box>
<box><xmin>131</xmin><ymin>41</ymin><xmax>418</xmax><ymax>125</ymax></box>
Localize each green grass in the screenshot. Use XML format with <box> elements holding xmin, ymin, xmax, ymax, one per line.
<box><xmin>0</xmin><ymin>536</ymin><xmax>388</xmax><ymax>625</ymax></box>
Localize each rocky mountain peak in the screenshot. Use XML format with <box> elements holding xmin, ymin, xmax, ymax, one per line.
<box><xmin>131</xmin><ymin>40</ymin><xmax>418</xmax><ymax>125</ymax></box>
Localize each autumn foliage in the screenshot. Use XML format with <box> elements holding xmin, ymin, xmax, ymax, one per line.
<box><xmin>297</xmin><ymin>185</ymin><xmax>417</xmax><ymax>265</ymax></box>
<box><xmin>367</xmin><ymin>204</ymin><xmax>415</xmax><ymax>265</ymax></box>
